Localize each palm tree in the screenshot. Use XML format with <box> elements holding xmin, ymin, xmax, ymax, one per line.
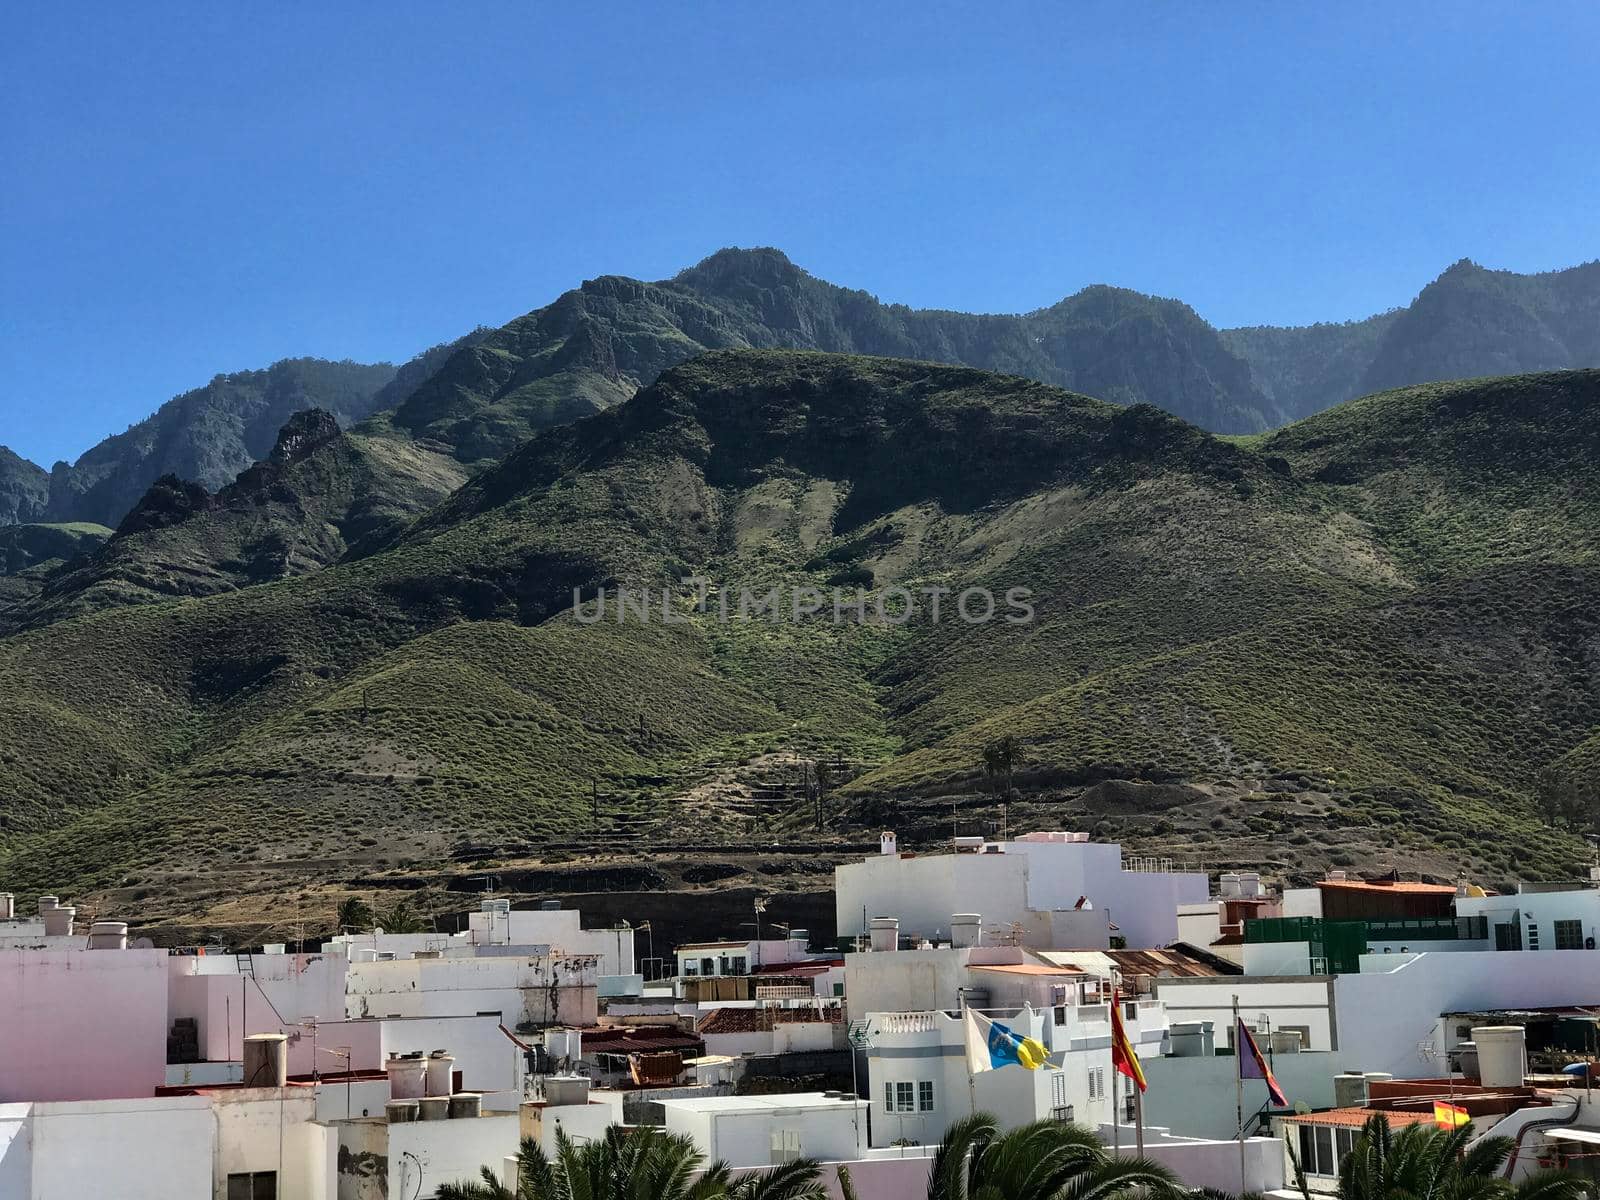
<box><xmin>378</xmin><ymin>898</ymin><xmax>426</xmax><ymax>935</ymax></box>
<box><xmin>982</xmin><ymin>736</ymin><xmax>1020</xmax><ymax>801</ymax></box>
<box><xmin>435</xmin><ymin>1125</ymin><xmax>829</xmax><ymax>1200</ymax></box>
<box><xmin>926</xmin><ymin>1113</ymin><xmax>1182</xmax><ymax>1200</ymax></box>
<box><xmin>335</xmin><ymin>896</ymin><xmax>372</xmax><ymax>932</ymax></box>
<box><xmin>1335</xmin><ymin>1115</ymin><xmax>1587</xmax><ymax>1200</ymax></box>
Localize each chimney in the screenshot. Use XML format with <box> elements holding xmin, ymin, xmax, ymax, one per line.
<box><xmin>869</xmin><ymin>917</ymin><xmax>899</xmax><ymax>952</ymax></box>
<box><xmin>950</xmin><ymin>914</ymin><xmax>982</xmax><ymax>949</ymax></box>
<box><xmin>879</xmin><ymin>831</ymin><xmax>897</xmax><ymax>857</ymax></box>
<box><xmin>243</xmin><ymin>1034</ymin><xmax>289</xmax><ymax>1088</ymax></box>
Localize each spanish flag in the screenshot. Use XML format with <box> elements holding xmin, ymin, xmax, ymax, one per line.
<box><xmin>1434</xmin><ymin>1101</ymin><xmax>1470</xmax><ymax>1128</ymax></box>
<box><xmin>1111</xmin><ymin>989</ymin><xmax>1147</xmax><ymax>1092</ymax></box>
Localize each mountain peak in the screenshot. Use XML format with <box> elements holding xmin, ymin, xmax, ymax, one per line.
<box><xmin>267</xmin><ymin>408</ymin><xmax>343</xmax><ymax>466</ymax></box>
<box><xmin>671</xmin><ymin>246</ymin><xmax>804</xmax><ymax>292</ymax></box>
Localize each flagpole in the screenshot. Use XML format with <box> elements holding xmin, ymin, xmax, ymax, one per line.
<box><xmin>1134</xmin><ymin>1070</ymin><xmax>1145</xmax><ymax>1157</ymax></box>
<box><xmin>1234</xmin><ymin>994</ymin><xmax>1246</xmax><ymax>1193</ymax></box>
<box><xmin>1111</xmin><ymin>972</ymin><xmax>1122</xmax><ymax>1158</ymax></box>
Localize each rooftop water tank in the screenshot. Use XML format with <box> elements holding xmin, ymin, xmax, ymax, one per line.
<box><xmin>449</xmin><ymin>1093</ymin><xmax>482</xmax><ymax>1119</ymax></box>
<box><xmin>243</xmin><ymin>1034</ymin><xmax>288</xmax><ymax>1088</ymax></box>
<box><xmin>386</xmin><ymin>1054</ymin><xmax>428</xmax><ymax>1100</ymax></box>
<box><xmin>425</xmin><ymin>1052</ymin><xmax>456</xmax><ymax>1098</ymax></box>
<box><xmin>88</xmin><ymin>921</ymin><xmax>128</xmax><ymax>950</ymax></box>
<box><xmin>42</xmin><ymin>905</ymin><xmax>75</xmax><ymax>937</ymax></box>
<box><xmin>543</xmin><ymin>1074</ymin><xmax>592</xmax><ymax>1106</ymax></box>
<box><xmin>416</xmin><ymin>1096</ymin><xmax>449</xmax><ymax>1121</ymax></box>
<box><xmin>1474</xmin><ymin>1026</ymin><xmax>1527</xmax><ymax>1088</ymax></box>
<box><xmin>950</xmin><ymin>914</ymin><xmax>982</xmax><ymax>949</ymax></box>
<box><xmin>386</xmin><ymin>1100</ymin><xmax>419</xmax><ymax>1124</ymax></box>
<box><xmin>869</xmin><ymin>917</ymin><xmax>899</xmax><ymax>952</ymax></box>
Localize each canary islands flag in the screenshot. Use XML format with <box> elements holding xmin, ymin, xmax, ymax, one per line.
<box><xmin>964</xmin><ymin>1009</ymin><xmax>1048</xmax><ymax>1073</ymax></box>
<box><xmin>1434</xmin><ymin>1101</ymin><xmax>1470</xmax><ymax>1128</ymax></box>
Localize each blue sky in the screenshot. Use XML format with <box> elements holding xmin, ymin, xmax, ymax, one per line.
<box><xmin>3</xmin><ymin>3</ymin><xmax>1596</xmax><ymax>467</ymax></box>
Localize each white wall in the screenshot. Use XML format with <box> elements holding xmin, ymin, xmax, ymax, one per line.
<box><xmin>1140</xmin><ymin>1052</ymin><xmax>1349</xmax><ymax>1139</ymax></box>
<box><xmin>7</xmin><ymin>1096</ymin><xmax>214</xmax><ymax>1199</ymax></box>
<box><xmin>661</xmin><ymin>1096</ymin><xmax>868</xmax><ymax>1169</ymax></box>
<box><xmin>0</xmin><ymin>949</ymin><xmax>169</xmax><ymax>1101</ymax></box>
<box><xmin>346</xmin><ymin>955</ymin><xmax>597</xmax><ymax>1027</ymax></box>
<box><xmin>1335</xmin><ymin>949</ymin><xmax>1600</xmax><ymax>1075</ymax></box>
<box><xmin>835</xmin><ymin>841</ymin><xmax>1206</xmax><ymax>949</ymax></box>
<box><xmin>1153</xmin><ymin>977</ymin><xmax>1335</xmax><ymax>1051</ymax></box>
<box><xmin>381</xmin><ymin>1015</ymin><xmax>526</xmax><ymax>1110</ymax></box>
<box><xmin>389</xmin><ymin>1112</ymin><xmax>520</xmax><ymax>1198</ymax></box>
<box><xmin>1107</xmin><ymin>1130</ymin><xmax>1285</xmax><ymax>1194</ymax></box>
<box><xmin>213</xmin><ymin>1089</ymin><xmax>325</xmax><ymax>1199</ymax></box>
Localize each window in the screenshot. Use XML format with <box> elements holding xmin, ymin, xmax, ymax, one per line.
<box><xmin>1297</xmin><ymin>1125</ymin><xmax>1338</xmax><ymax>1176</ymax></box>
<box><xmin>1050</xmin><ymin>1071</ymin><xmax>1074</xmax><ymax>1122</ymax></box>
<box><xmin>1527</xmin><ymin>924</ymin><xmax>1540</xmax><ymax>951</ymax></box>
<box><xmin>1555</xmin><ymin>920</ymin><xmax>1584</xmax><ymax>950</ymax></box>
<box><xmin>1122</xmin><ymin>1091</ymin><xmax>1136</xmax><ymax>1123</ymax></box>
<box><xmin>1123</xmin><ymin>1001</ymin><xmax>1138</xmax><ymax>1020</ymax></box>
<box><xmin>771</xmin><ymin>1130</ymin><xmax>802</xmax><ymax>1165</ymax></box>
<box><xmin>886</xmin><ymin>1080</ymin><xmax>928</xmax><ymax>1113</ymax></box>
<box><xmin>1087</xmin><ymin>1065</ymin><xmax>1105</xmax><ymax>1099</ymax></box>
<box><xmin>227</xmin><ymin>1174</ymin><xmax>277</xmax><ymax>1200</ymax></box>
<box><xmin>1054</xmin><ymin>1005</ymin><xmax>1068</xmax><ymax>1026</ymax></box>
<box><xmin>1495</xmin><ymin>923</ymin><xmax>1521</xmax><ymax>951</ymax></box>
<box><xmin>682</xmin><ymin>960</ymin><xmax>699</xmax><ymax>976</ymax></box>
<box><xmin>730</xmin><ymin>955</ymin><xmax>749</xmax><ymax>975</ymax></box>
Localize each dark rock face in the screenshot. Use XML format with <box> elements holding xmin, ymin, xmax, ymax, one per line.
<box><xmin>0</xmin><ymin>447</ymin><xmax>49</xmax><ymax>525</ymax></box>
<box><xmin>114</xmin><ymin>474</ymin><xmax>214</xmax><ymax>537</ymax></box>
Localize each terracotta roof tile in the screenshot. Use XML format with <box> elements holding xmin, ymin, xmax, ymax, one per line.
<box><xmin>1285</xmin><ymin>1107</ymin><xmax>1433</xmax><ymax>1128</ymax></box>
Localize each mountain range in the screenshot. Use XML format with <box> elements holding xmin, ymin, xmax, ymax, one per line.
<box><xmin>7</xmin><ymin>251</ymin><xmax>1598</xmax><ymax>536</ymax></box>
<box><xmin>2</xmin><ymin>247</ymin><xmax>1598</xmax><ymax>939</ymax></box>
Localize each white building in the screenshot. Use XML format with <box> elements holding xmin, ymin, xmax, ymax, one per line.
<box><xmin>660</xmin><ymin>1093</ymin><xmax>870</xmax><ymax>1169</ymax></box>
<box><xmin>835</xmin><ymin>831</ymin><xmax>1208</xmax><ymax>950</ymax></box>
<box><xmin>346</xmin><ymin>951</ymin><xmax>599</xmax><ymax>1028</ymax></box>
<box><xmin>0</xmin><ymin>1085</ymin><xmax>330</xmax><ymax>1199</ymax></box>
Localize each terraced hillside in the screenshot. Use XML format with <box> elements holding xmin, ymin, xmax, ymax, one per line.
<box><xmin>0</xmin><ymin>356</ymin><xmax>1596</xmax><ymax>940</ymax></box>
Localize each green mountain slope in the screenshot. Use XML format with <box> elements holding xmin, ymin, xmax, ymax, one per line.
<box><xmin>1</xmin><ymin>356</ymin><xmax>1596</xmax><ymax>930</ymax></box>
<box><xmin>0</xmin><ymin>521</ymin><xmax>112</xmax><ymax>609</ymax></box>
<box><xmin>2</xmin><ymin>410</ymin><xmax>468</xmax><ymax>630</ymax></box>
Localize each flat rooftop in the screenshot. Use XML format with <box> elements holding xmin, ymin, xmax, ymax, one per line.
<box><xmin>658</xmin><ymin>1092</ymin><xmax>865</xmax><ymax>1113</ymax></box>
